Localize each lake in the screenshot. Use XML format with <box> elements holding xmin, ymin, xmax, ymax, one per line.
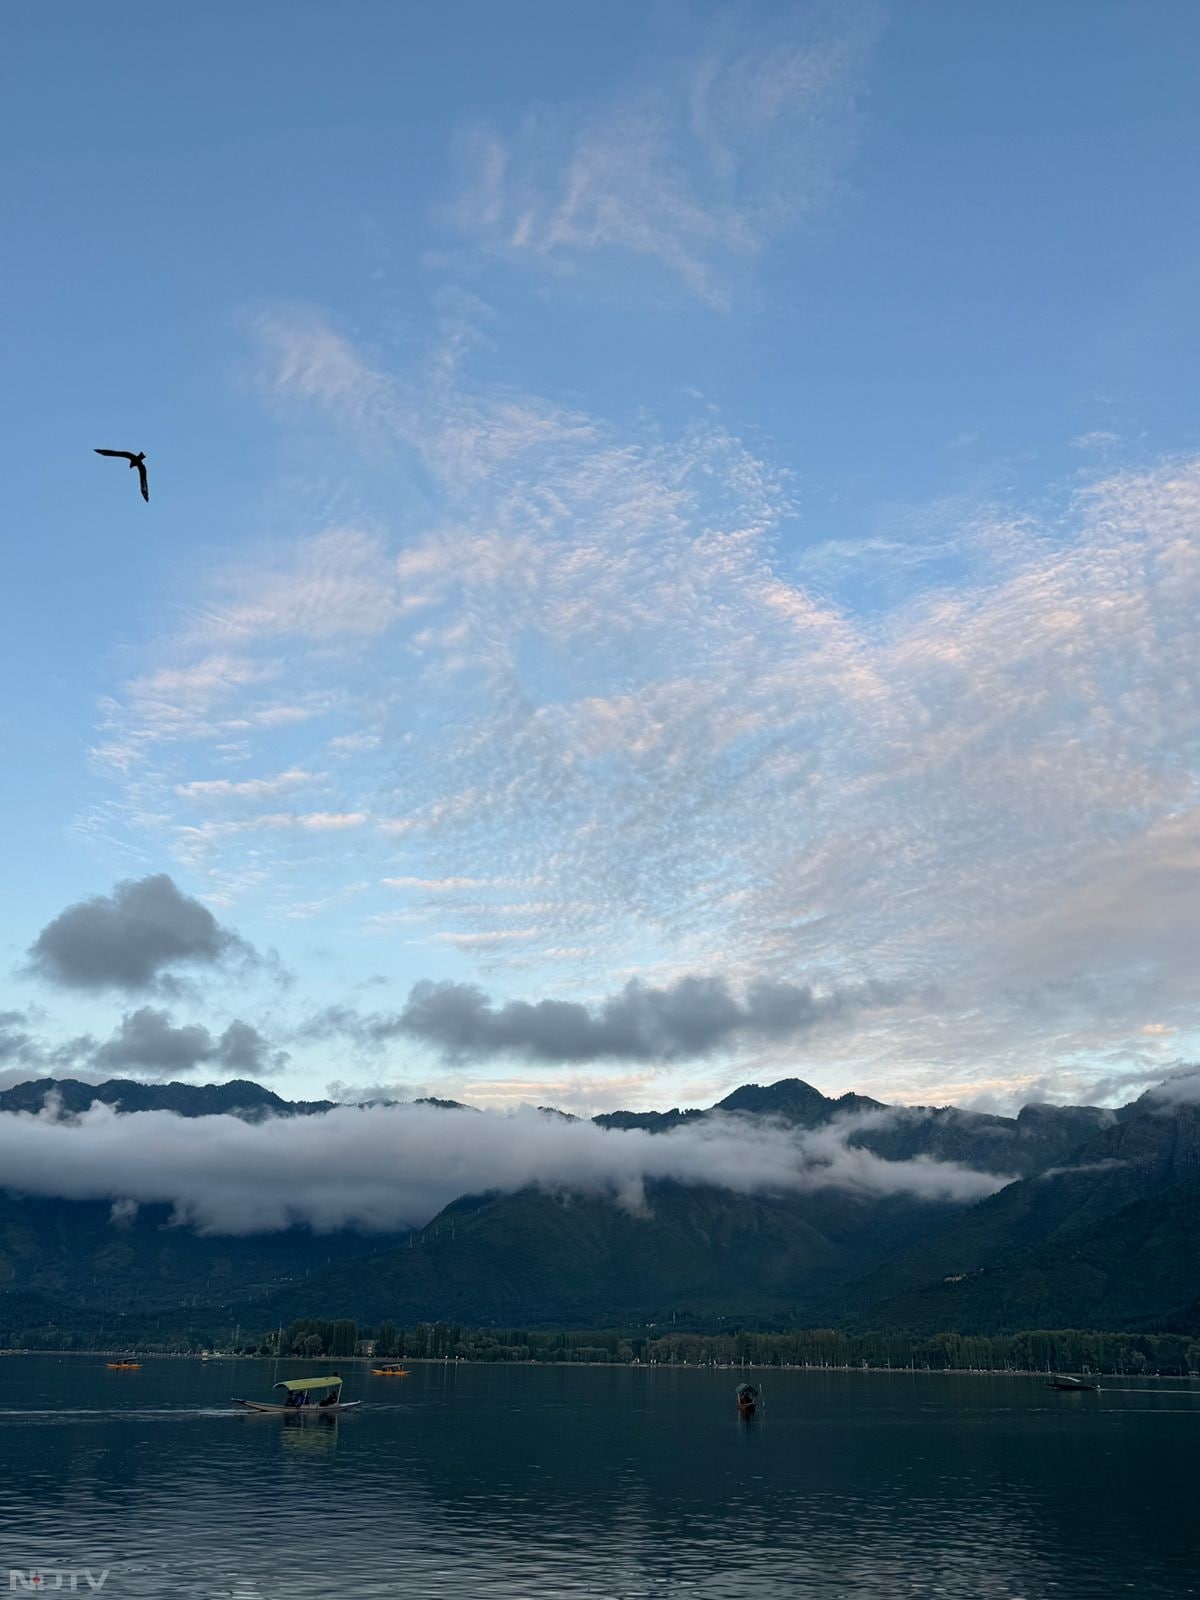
<box><xmin>1</xmin><ymin>1355</ymin><xmax>1197</xmax><ymax>1598</ymax></box>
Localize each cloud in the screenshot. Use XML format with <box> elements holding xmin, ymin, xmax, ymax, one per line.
<box><xmin>195</xmin><ymin>528</ymin><xmax>411</xmax><ymax>643</ymax></box>
<box><xmin>0</xmin><ymin>1012</ymin><xmax>107</xmax><ymax>1090</ymax></box>
<box><xmin>382</xmin><ymin>876</ymin><xmax>491</xmax><ymax>892</ymax></box>
<box><xmin>87</xmin><ymin>297</ymin><xmax>1200</xmax><ymax>1101</ymax></box>
<box><xmin>91</xmin><ymin>655</ymin><xmax>282</xmax><ymax>770</ymax></box>
<box><xmin>175</xmin><ymin>769</ymin><xmax>321</xmax><ymax>801</ymax></box>
<box><xmin>26</xmin><ymin>874</ymin><xmax>256</xmax><ymax>994</ymax></box>
<box><xmin>296</xmin><ymin>811</ymin><xmax>369</xmax><ymax>831</ymax></box>
<box><xmin>109</xmin><ymin>1197</ymin><xmax>140</xmax><ymax>1229</ymax></box>
<box><xmin>0</xmin><ymin>1010</ymin><xmax>38</xmax><ymax>1066</ymax></box>
<box><xmin>1071</xmin><ymin>430</ymin><xmax>1122</xmax><ymax>451</ymax></box>
<box><xmin>0</xmin><ymin>1100</ymin><xmax>1007</xmax><ymax>1235</ymax></box>
<box><xmin>393</xmin><ymin>974</ymin><xmax>900</xmax><ymax>1063</ymax></box>
<box><xmin>1141</xmin><ymin>1064</ymin><xmax>1200</xmax><ymax>1106</ymax></box>
<box><xmin>91</xmin><ymin>1007</ymin><xmax>287</xmax><ymax>1080</ymax></box>
<box><xmin>447</xmin><ymin>7</ymin><xmax>879</xmax><ymax>305</ymax></box>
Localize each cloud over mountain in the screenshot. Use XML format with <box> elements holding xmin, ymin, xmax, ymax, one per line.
<box><xmin>0</xmin><ymin>1099</ymin><xmax>1008</xmax><ymax>1235</ymax></box>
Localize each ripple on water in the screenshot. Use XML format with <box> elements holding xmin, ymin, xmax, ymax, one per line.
<box><xmin>1</xmin><ymin>1362</ymin><xmax>1198</xmax><ymax>1597</ymax></box>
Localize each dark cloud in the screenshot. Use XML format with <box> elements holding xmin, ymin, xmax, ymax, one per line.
<box><xmin>299</xmin><ymin>1003</ymin><xmax>399</xmax><ymax>1046</ymax></box>
<box><xmin>0</xmin><ymin>1010</ymin><xmax>101</xmax><ymax>1088</ymax></box>
<box><xmin>92</xmin><ymin>1007</ymin><xmax>287</xmax><ymax>1080</ymax></box>
<box><xmin>0</xmin><ymin>1010</ymin><xmax>38</xmax><ymax>1067</ymax></box>
<box><xmin>396</xmin><ymin>974</ymin><xmax>899</xmax><ymax>1063</ymax></box>
<box><xmin>26</xmin><ymin>873</ymin><xmax>254</xmax><ymax>994</ymax></box>
<box><xmin>217</xmin><ymin>1018</ymin><xmax>286</xmax><ymax>1076</ymax></box>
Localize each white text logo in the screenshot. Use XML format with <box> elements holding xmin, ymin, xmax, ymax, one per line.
<box><xmin>9</xmin><ymin>1573</ymin><xmax>110</xmax><ymax>1592</ymax></box>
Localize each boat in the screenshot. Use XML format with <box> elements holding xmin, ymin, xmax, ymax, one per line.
<box><xmin>1046</xmin><ymin>1374</ymin><xmax>1097</xmax><ymax>1391</ymax></box>
<box><xmin>372</xmin><ymin>1365</ymin><xmax>411</xmax><ymax>1376</ymax></box>
<box><xmin>233</xmin><ymin>1375</ymin><xmax>360</xmax><ymax>1414</ymax></box>
<box><xmin>735</xmin><ymin>1381</ymin><xmax>758</xmax><ymax>1415</ymax></box>
<box><xmin>106</xmin><ymin>1361</ymin><xmax>142</xmax><ymax>1370</ymax></box>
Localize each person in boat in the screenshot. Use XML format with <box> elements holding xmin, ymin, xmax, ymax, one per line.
<box><xmin>735</xmin><ymin>1382</ymin><xmax>758</xmax><ymax>1408</ymax></box>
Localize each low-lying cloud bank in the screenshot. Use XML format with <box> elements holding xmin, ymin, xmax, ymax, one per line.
<box><xmin>306</xmin><ymin>973</ymin><xmax>903</xmax><ymax>1064</ymax></box>
<box><xmin>0</xmin><ymin>1100</ymin><xmax>1009</xmax><ymax>1235</ymax></box>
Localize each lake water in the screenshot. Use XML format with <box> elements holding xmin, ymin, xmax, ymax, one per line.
<box><xmin>1</xmin><ymin>1355</ymin><xmax>1197</xmax><ymax>1598</ymax></box>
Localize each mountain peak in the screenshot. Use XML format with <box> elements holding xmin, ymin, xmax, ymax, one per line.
<box><xmin>715</xmin><ymin>1078</ymin><xmax>832</xmax><ymax>1123</ymax></box>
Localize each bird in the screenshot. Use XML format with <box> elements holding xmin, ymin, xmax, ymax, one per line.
<box><xmin>94</xmin><ymin>448</ymin><xmax>149</xmax><ymax>502</ymax></box>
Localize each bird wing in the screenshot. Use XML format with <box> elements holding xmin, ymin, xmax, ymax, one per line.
<box><xmin>94</xmin><ymin>448</ymin><xmax>136</xmax><ymax>462</ymax></box>
<box><xmin>137</xmin><ymin>461</ymin><xmax>150</xmax><ymax>501</ymax></box>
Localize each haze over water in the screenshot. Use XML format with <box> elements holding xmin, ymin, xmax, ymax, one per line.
<box><xmin>2</xmin><ymin>1356</ymin><xmax>1197</xmax><ymax>1598</ymax></box>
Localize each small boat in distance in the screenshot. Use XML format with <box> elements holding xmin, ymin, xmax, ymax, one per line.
<box><xmin>1047</xmin><ymin>1374</ymin><xmax>1098</xmax><ymax>1391</ymax></box>
<box><xmin>372</xmin><ymin>1365</ymin><xmax>411</xmax><ymax>1376</ymax></box>
<box><xmin>736</xmin><ymin>1381</ymin><xmax>758</xmax><ymax>1416</ymax></box>
<box><xmin>106</xmin><ymin>1361</ymin><xmax>142</xmax><ymax>1370</ymax></box>
<box><xmin>233</xmin><ymin>1375</ymin><xmax>360</xmax><ymax>1414</ymax></box>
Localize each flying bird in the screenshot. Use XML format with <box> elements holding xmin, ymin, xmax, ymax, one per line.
<box><xmin>94</xmin><ymin>448</ymin><xmax>149</xmax><ymax>502</ymax></box>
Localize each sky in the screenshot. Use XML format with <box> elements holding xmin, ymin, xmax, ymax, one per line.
<box><xmin>2</xmin><ymin>0</ymin><xmax>1200</xmax><ymax>1116</ymax></box>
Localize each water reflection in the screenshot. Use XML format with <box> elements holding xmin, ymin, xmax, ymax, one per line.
<box><xmin>277</xmin><ymin>1413</ymin><xmax>339</xmax><ymax>1455</ymax></box>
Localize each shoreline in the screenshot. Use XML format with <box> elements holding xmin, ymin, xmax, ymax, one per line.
<box><xmin>5</xmin><ymin>1348</ymin><xmax>1197</xmax><ymax>1381</ymax></box>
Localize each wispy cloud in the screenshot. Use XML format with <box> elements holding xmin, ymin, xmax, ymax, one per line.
<box><xmin>86</xmin><ymin>299</ymin><xmax>1200</xmax><ymax>1099</ymax></box>
<box><xmin>446</xmin><ymin>6</ymin><xmax>880</xmax><ymax>306</ymax></box>
<box><xmin>176</xmin><ymin>769</ymin><xmax>322</xmax><ymax>801</ymax></box>
<box><xmin>193</xmin><ymin>528</ymin><xmax>419</xmax><ymax>644</ymax></box>
<box><xmin>381</xmin><ymin>876</ymin><xmax>493</xmax><ymax>892</ymax></box>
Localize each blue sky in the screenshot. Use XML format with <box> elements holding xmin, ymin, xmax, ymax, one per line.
<box><xmin>3</xmin><ymin>0</ymin><xmax>1199</xmax><ymax>1112</ymax></box>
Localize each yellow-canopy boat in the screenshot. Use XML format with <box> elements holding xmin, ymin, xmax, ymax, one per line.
<box><xmin>371</xmin><ymin>1365</ymin><xmax>411</xmax><ymax>1376</ymax></box>
<box><xmin>233</xmin><ymin>1375</ymin><xmax>360</xmax><ymax>1414</ymax></box>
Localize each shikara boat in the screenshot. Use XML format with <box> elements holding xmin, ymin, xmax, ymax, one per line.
<box><xmin>735</xmin><ymin>1381</ymin><xmax>758</xmax><ymax>1416</ymax></box>
<box><xmin>106</xmin><ymin>1361</ymin><xmax>142</xmax><ymax>1370</ymax></box>
<box><xmin>233</xmin><ymin>1375</ymin><xmax>361</xmax><ymax>1414</ymax></box>
<box><xmin>1046</xmin><ymin>1374</ymin><xmax>1097</xmax><ymax>1391</ymax></box>
<box><xmin>371</xmin><ymin>1365</ymin><xmax>411</xmax><ymax>1376</ymax></box>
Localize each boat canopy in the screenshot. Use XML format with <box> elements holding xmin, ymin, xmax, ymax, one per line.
<box><xmin>273</xmin><ymin>1376</ymin><xmax>343</xmax><ymax>1393</ymax></box>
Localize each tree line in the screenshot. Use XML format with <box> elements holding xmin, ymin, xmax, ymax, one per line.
<box><xmin>7</xmin><ymin>1315</ymin><xmax>1200</xmax><ymax>1375</ymax></box>
<box><xmin>272</xmin><ymin>1319</ymin><xmax>1200</xmax><ymax>1374</ymax></box>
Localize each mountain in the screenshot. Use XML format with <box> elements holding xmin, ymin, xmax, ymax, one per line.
<box><xmin>846</xmin><ymin>1100</ymin><xmax>1200</xmax><ymax>1332</ymax></box>
<box><xmin>715</xmin><ymin>1079</ymin><xmax>885</xmax><ymax>1122</ymax></box>
<box><xmin>0</xmin><ymin>1077</ymin><xmax>334</xmax><ymax>1120</ymax></box>
<box><xmin>597</xmin><ymin>1078</ymin><xmax>1105</xmax><ymax>1178</ymax></box>
<box><xmin>0</xmin><ymin>1073</ymin><xmax>1107</xmax><ymax>1179</ymax></box>
<box><xmin>220</xmin><ymin>1090</ymin><xmax>1200</xmax><ymax>1332</ymax></box>
<box><xmin>0</xmin><ymin>1190</ymin><xmax>399</xmax><ymax>1318</ymax></box>
<box><xmin>254</xmin><ymin>1180</ymin><xmax>960</xmax><ymax>1330</ymax></box>
<box><xmin>2</xmin><ymin>1072</ymin><xmax>1199</xmax><ymax>1339</ymax></box>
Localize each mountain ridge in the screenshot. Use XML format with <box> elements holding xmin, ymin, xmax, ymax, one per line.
<box><xmin>3</xmin><ymin>1072</ymin><xmax>1198</xmax><ymax>1338</ymax></box>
